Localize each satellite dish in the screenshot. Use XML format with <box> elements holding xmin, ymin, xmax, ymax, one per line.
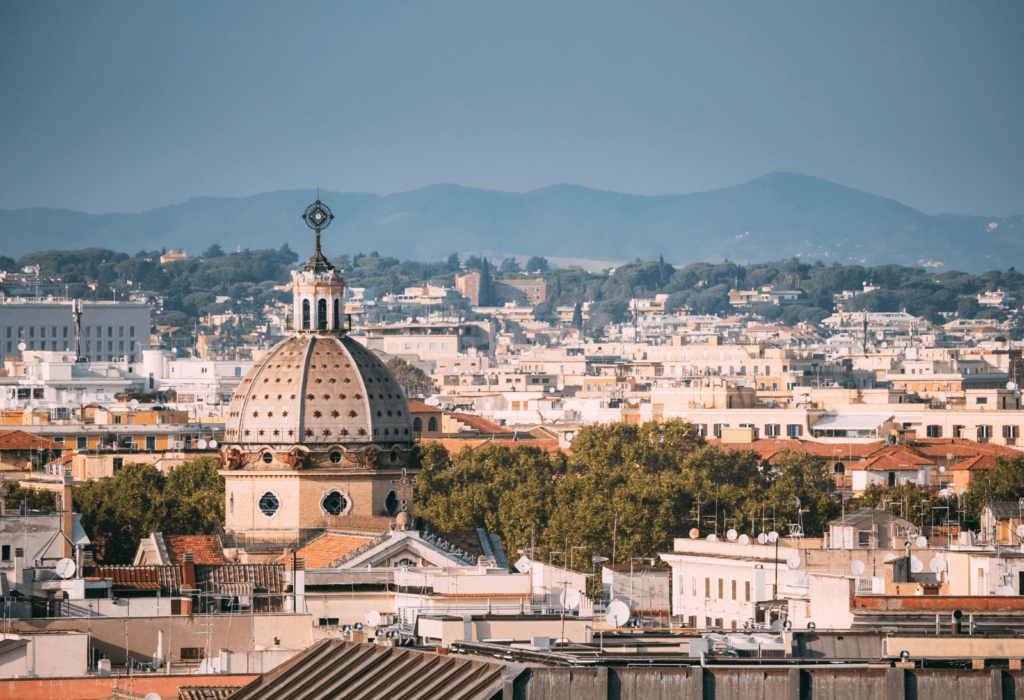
<box><xmin>770</xmin><ymin>619</ymin><xmax>785</xmax><ymax>631</ymax></box>
<box><xmin>197</xmin><ymin>439</ymin><xmax>208</xmax><ymax>449</ymax></box>
<box><xmin>365</xmin><ymin>610</ymin><xmax>382</xmax><ymax>627</ymax></box>
<box><xmin>957</xmin><ymin>489</ymin><xmax>968</xmax><ymax>497</ymax></box>
<box><xmin>560</xmin><ymin>588</ymin><xmax>581</xmax><ymax>611</ymax></box>
<box><xmin>689</xmin><ymin>528</ymin><xmax>700</xmax><ymax>539</ymax></box>
<box><xmin>946</xmin><ymin>453</ymin><xmax>954</xmax><ymax>461</ymax></box>
<box><xmin>514</xmin><ymin>556</ymin><xmax>532</xmax><ymax>574</ymax></box>
<box><xmin>738</xmin><ymin>534</ymin><xmax>750</xmax><ymax>545</ymax></box>
<box><xmin>883</xmin><ymin>553</ymin><xmax>897</xmax><ymax>563</ymax></box>
<box><xmin>55</xmin><ymin>558</ymin><xmax>76</xmax><ymax>580</ymax></box>
<box><xmin>605</xmin><ymin>600</ymin><xmax>631</xmax><ymax>628</ymax></box>
<box><xmin>910</xmin><ymin>556</ymin><xmax>924</xmax><ymax>574</ymax></box>
<box><xmin>706</xmin><ymin>534</ymin><xmax>718</xmax><ymax>543</ymax></box>
<box><xmin>998</xmin><ymin>586</ymin><xmax>1015</xmax><ymax>596</ymax></box>
<box><xmin>1008</xmin><ymin>382</ymin><xmax>1017</xmax><ymax>391</ymax></box>
<box><xmin>915</xmin><ymin>536</ymin><xmax>927</xmax><ymax>548</ymax></box>
<box><xmin>726</xmin><ymin>529</ymin><xmax>738</xmax><ymax>541</ymax></box>
<box><xmin>939</xmin><ymin>466</ymin><xmax>945</xmax><ymax>473</ymax></box>
<box><xmin>129</xmin><ymin>399</ymin><xmax>140</xmax><ymax>409</ymax></box>
<box><xmin>757</xmin><ymin>533</ymin><xmax>768</xmax><ymax>545</ymax></box>
<box><xmin>786</xmin><ymin>553</ymin><xmax>801</xmax><ymax>569</ymax></box>
<box><xmin>768</xmin><ymin>531</ymin><xmax>779</xmax><ymax>543</ymax></box>
<box><xmin>210</xmin><ymin>440</ymin><xmax>218</xmax><ymax>448</ymax></box>
<box><xmin>17</xmin><ymin>341</ymin><xmax>27</xmax><ymax>352</ymax></box>
<box><xmin>1016</xmin><ymin>524</ymin><xmax>1024</xmax><ymax>539</ymax></box>
<box><xmin>851</xmin><ymin>560</ymin><xmax>865</xmax><ymax>576</ymax></box>
<box><xmin>144</xmin><ymin>694</ymin><xmax>162</xmax><ymax>700</ymax></box>
<box><xmin>929</xmin><ymin>558</ymin><xmax>945</xmax><ymax>574</ymax></box>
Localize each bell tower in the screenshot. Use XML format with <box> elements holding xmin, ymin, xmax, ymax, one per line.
<box><xmin>292</xmin><ymin>197</ymin><xmax>346</xmax><ymax>334</ymax></box>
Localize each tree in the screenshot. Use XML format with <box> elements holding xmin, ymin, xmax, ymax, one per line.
<box><xmin>162</xmin><ymin>458</ymin><xmax>225</xmax><ymax>536</ymax></box>
<box><xmin>500</xmin><ymin>257</ymin><xmax>522</xmax><ymax>275</ymax></box>
<box><xmin>277</xmin><ymin>243</ymin><xmax>299</xmax><ymax>265</ymax></box>
<box><xmin>571</xmin><ymin>302</ymin><xmax>583</xmax><ymax>331</ymax></box>
<box><xmin>73</xmin><ymin>463</ymin><xmax>166</xmax><ymax>564</ymax></box>
<box><xmin>445</xmin><ymin>253</ymin><xmax>461</xmax><ymax>272</ymax></box>
<box><xmin>0</xmin><ymin>255</ymin><xmax>17</xmax><ymax>272</ymax></box>
<box><xmin>526</xmin><ymin>256</ymin><xmax>550</xmax><ymax>273</ymax></box>
<box><xmin>202</xmin><ymin>244</ymin><xmax>225</xmax><ymax>258</ymax></box>
<box><xmin>957</xmin><ymin>296</ymin><xmax>980</xmax><ymax>319</ymax></box>
<box><xmin>386</xmin><ymin>357</ymin><xmax>433</xmax><ymax>396</ymax></box>
<box><xmin>478</xmin><ymin>259</ymin><xmax>496</xmax><ymax>306</ymax></box>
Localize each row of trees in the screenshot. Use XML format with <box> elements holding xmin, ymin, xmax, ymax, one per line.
<box><xmin>5</xmin><ymin>458</ymin><xmax>225</xmax><ymax>565</ymax></box>
<box><xmin>414</xmin><ymin>420</ymin><xmax>840</xmax><ymax>577</ymax></box>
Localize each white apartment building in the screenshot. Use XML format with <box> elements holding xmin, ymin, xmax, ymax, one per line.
<box><xmin>0</xmin><ymin>298</ymin><xmax>151</xmax><ymax>361</ymax></box>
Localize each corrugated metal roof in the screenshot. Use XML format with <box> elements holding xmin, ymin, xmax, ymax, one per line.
<box><xmin>231</xmin><ymin>640</ymin><xmax>517</xmax><ymax>700</ymax></box>
<box><xmin>196</xmin><ymin>564</ymin><xmax>285</xmax><ymax>594</ymax></box>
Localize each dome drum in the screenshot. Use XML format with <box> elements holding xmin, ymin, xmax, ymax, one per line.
<box><xmin>218</xmin><ymin>443</ymin><xmax>413</xmax><ymax>471</ymax></box>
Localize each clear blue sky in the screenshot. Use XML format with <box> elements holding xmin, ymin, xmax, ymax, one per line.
<box><xmin>1</xmin><ymin>1</ymin><xmax>1022</xmax><ymax>216</ymax></box>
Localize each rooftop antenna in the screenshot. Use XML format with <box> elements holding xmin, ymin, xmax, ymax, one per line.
<box><xmin>72</xmin><ymin>299</ymin><xmax>86</xmax><ymax>363</ymax></box>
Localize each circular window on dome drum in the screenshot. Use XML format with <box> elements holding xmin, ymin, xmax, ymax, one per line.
<box><xmin>321</xmin><ymin>490</ymin><xmax>349</xmax><ymax>516</ymax></box>
<box><xmin>258</xmin><ymin>492</ymin><xmax>280</xmax><ymax>517</ymax></box>
<box><xmin>262</xmin><ymin>452</ymin><xmax>273</xmax><ymax>464</ymax></box>
<box><xmin>385</xmin><ymin>490</ymin><xmax>399</xmax><ymax>516</ymax></box>
<box><xmin>329</xmin><ymin>451</ymin><xmax>342</xmax><ymax>463</ymax></box>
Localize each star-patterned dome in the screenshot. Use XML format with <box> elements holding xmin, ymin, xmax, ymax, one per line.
<box><xmin>224</xmin><ymin>335</ymin><xmax>413</xmax><ymax>447</ymax></box>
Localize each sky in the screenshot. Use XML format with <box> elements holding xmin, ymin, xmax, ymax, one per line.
<box><xmin>1</xmin><ymin>1</ymin><xmax>1022</xmax><ymax>216</ymax></box>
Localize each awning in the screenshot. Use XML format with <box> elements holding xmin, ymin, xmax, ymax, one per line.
<box><xmin>812</xmin><ymin>414</ymin><xmax>893</xmax><ymax>431</ymax></box>
<box><xmin>216</xmin><ymin>582</ymin><xmax>253</xmax><ymax>596</ymax></box>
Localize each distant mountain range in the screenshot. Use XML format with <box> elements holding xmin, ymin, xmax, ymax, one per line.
<box><xmin>2</xmin><ymin>173</ymin><xmax>1021</xmax><ymax>273</ymax></box>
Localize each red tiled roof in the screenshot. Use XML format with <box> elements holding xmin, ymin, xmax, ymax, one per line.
<box><xmin>288</xmin><ymin>533</ymin><xmax>371</xmax><ymax>570</ymax></box>
<box><xmin>164</xmin><ymin>535</ymin><xmax>227</xmax><ymax>565</ymax></box>
<box><xmin>0</xmin><ymin>430</ymin><xmax>65</xmax><ymax>451</ymax></box>
<box><xmin>407</xmin><ymin>401</ymin><xmax>442</xmax><ymax>413</ymax></box>
<box><xmin>446</xmin><ymin>413</ymin><xmax>514</xmax><ymax>435</ymax></box>
<box><xmin>91</xmin><ymin>565</ymin><xmax>162</xmax><ymax>589</ymax></box>
<box><xmin>429</xmin><ymin>437</ymin><xmax>562</xmax><ymax>456</ymax></box>
<box><xmin>914</xmin><ymin>438</ymin><xmax>1022</xmax><ymax>458</ymax></box>
<box><xmin>951</xmin><ymin>454</ymin><xmax>997</xmax><ymax>472</ymax></box>
<box><xmin>851</xmin><ymin>454</ymin><xmax>924</xmax><ymax>472</ymax></box>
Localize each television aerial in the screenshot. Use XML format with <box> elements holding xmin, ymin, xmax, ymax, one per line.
<box><xmin>560</xmin><ymin>588</ymin><xmax>581</xmax><ymax>611</ymax></box>
<box><xmin>946</xmin><ymin>453</ymin><xmax>954</xmax><ymax>461</ymax></box>
<box><xmin>605</xmin><ymin>600</ymin><xmax>631</xmax><ymax>628</ymax></box>
<box><xmin>851</xmin><ymin>560</ymin><xmax>865</xmax><ymax>576</ymax></box>
<box><xmin>55</xmin><ymin>558</ymin><xmax>77</xmax><ymax>580</ymax></box>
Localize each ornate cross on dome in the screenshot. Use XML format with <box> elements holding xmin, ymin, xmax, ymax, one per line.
<box><xmin>301</xmin><ymin>192</ymin><xmax>334</xmax><ymax>257</ymax></box>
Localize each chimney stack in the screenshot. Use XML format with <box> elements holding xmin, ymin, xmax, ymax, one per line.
<box><xmin>62</xmin><ymin>470</ymin><xmax>74</xmax><ymax>559</ymax></box>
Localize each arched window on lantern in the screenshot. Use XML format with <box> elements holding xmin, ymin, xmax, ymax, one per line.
<box><xmin>302</xmin><ymin>299</ymin><xmax>310</xmax><ymax>330</ymax></box>
<box><xmin>317</xmin><ymin>299</ymin><xmax>328</xmax><ymax>330</ymax></box>
<box><xmin>333</xmin><ymin>298</ymin><xmax>341</xmax><ymax>330</ymax></box>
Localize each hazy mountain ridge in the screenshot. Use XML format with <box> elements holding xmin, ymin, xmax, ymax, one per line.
<box><xmin>2</xmin><ymin>173</ymin><xmax>1020</xmax><ymax>273</ymax></box>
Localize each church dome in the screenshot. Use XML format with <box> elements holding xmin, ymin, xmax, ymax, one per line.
<box><xmin>224</xmin><ymin>334</ymin><xmax>413</xmax><ymax>449</ymax></box>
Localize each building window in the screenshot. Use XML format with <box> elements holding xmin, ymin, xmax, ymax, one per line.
<box><xmin>428</xmin><ymin>417</ymin><xmax>437</xmax><ymax>432</ymax></box>
<box><xmin>77</xmin><ymin>436</ymin><xmax>88</xmax><ymax>449</ymax></box>
<box><xmin>926</xmin><ymin>425</ymin><xmax>941</xmax><ymax>438</ymax></box>
<box><xmin>731</xmin><ymin>580</ymin><xmax>737</xmax><ymax>600</ymax></box>
<box><xmin>321</xmin><ymin>490</ymin><xmax>348</xmax><ymax>516</ymax></box>
<box><xmin>692</xmin><ymin>576</ymin><xmax>697</xmax><ymax>597</ymax></box>
<box><xmin>718</xmin><ymin>578</ymin><xmax>724</xmax><ymax>599</ymax></box>
<box><xmin>258</xmin><ymin>492</ymin><xmax>280</xmax><ymax>517</ymax></box>
<box><xmin>317</xmin><ymin>298</ymin><xmax>328</xmax><ymax>330</ymax></box>
<box><xmin>1</xmin><ymin>545</ymin><xmax>9</xmax><ymax>561</ymax></box>
<box><xmin>766</xmin><ymin>424</ymin><xmax>779</xmax><ymax>437</ymax></box>
<box><xmin>146</xmin><ymin>436</ymin><xmax>156</xmax><ymax>450</ymax></box>
<box><xmin>978</xmin><ymin>425</ymin><xmax>992</xmax><ymax>439</ymax></box>
<box><xmin>745</xmin><ymin>581</ymin><xmax>751</xmax><ymax>602</ymax></box>
<box><xmin>112</xmin><ymin>458</ymin><xmax>123</xmax><ymax>472</ymax></box>
<box><xmin>834</xmin><ymin>462</ymin><xmax>845</xmax><ymax>474</ymax></box>
<box><xmin>859</xmin><ymin>532</ymin><xmax>870</xmax><ymax>547</ymax></box>
<box><xmin>302</xmin><ymin>300</ymin><xmax>310</xmax><ymax>330</ymax></box>
<box><xmin>333</xmin><ymin>298</ymin><xmax>341</xmax><ymax>329</ymax></box>
<box><xmin>413</xmin><ymin>417</ymin><xmax>423</xmax><ymax>432</ymax></box>
<box><xmin>788</xmin><ymin>424</ymin><xmax>802</xmax><ymax>438</ymax></box>
<box><xmin>385</xmin><ymin>490</ymin><xmax>399</xmax><ymax>516</ymax></box>
<box><xmin>1004</xmin><ymin>425</ymin><xmax>1019</xmax><ymax>439</ymax></box>
<box><xmin>705</xmin><ymin>577</ymin><xmax>710</xmax><ymax>598</ymax></box>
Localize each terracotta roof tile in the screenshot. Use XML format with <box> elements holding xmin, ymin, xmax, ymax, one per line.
<box><xmin>0</xmin><ymin>430</ymin><xmax>65</xmax><ymax>451</ymax></box>
<box><xmin>446</xmin><ymin>413</ymin><xmax>514</xmax><ymax>435</ymax></box>
<box><xmin>164</xmin><ymin>535</ymin><xmax>227</xmax><ymax>565</ymax></box>
<box><xmin>289</xmin><ymin>533</ymin><xmax>372</xmax><ymax>570</ymax></box>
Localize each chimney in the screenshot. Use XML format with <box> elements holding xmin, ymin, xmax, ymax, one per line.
<box><xmin>182</xmin><ymin>552</ymin><xmax>196</xmax><ymax>590</ymax></box>
<box><xmin>62</xmin><ymin>470</ymin><xmax>74</xmax><ymax>559</ymax></box>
